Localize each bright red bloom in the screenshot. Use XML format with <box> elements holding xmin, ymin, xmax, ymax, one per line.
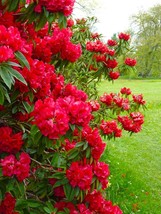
<box><xmin>1</xmin><ymin>155</ymin><xmax>16</xmax><ymax>177</ymax></box>
<box><xmin>33</xmin><ymin>98</ymin><xmax>70</xmax><ymax>139</ymax></box>
<box><xmin>125</xmin><ymin>58</ymin><xmax>137</xmax><ymax>66</ymax></box>
<box><xmin>93</xmin><ymin>162</ymin><xmax>110</xmax><ymax>189</ymax></box>
<box><xmin>105</xmin><ymin>59</ymin><xmax>118</xmax><ymax>69</ymax></box>
<box><xmin>88</xmin><ymin>100</ymin><xmax>100</xmax><ymax>111</ymax></box>
<box><xmin>69</xmin><ymin>100</ymin><xmax>92</xmax><ymax>127</ymax></box>
<box><xmin>66</xmin><ymin>161</ymin><xmax>93</xmax><ymax>190</ymax></box>
<box><xmin>0</xmin><ymin>127</ymin><xmax>24</xmax><ymax>154</ymax></box>
<box><xmin>100</xmin><ymin>93</ymin><xmax>113</xmax><ymax>106</ymax></box>
<box><xmin>100</xmin><ymin>120</ymin><xmax>122</xmax><ymax>138</ymax></box>
<box><xmin>107</xmin><ymin>39</ymin><xmax>117</xmax><ymax>46</ymax></box>
<box><xmin>67</xmin><ymin>18</ymin><xmax>74</xmax><ymax>27</ymax></box>
<box><xmin>0</xmin><ymin>192</ymin><xmax>18</xmax><ymax>214</ymax></box>
<box><xmin>0</xmin><ymin>45</ymin><xmax>14</xmax><ymax>62</ymax></box>
<box><xmin>118</xmin><ymin>112</ymin><xmax>144</xmax><ymax>133</ymax></box>
<box><xmin>60</xmin><ymin>41</ymin><xmax>82</xmax><ymax>62</ymax></box>
<box><xmin>133</xmin><ymin>94</ymin><xmax>146</xmax><ymax>105</ymax></box>
<box><xmin>86</xmin><ymin>40</ymin><xmax>108</xmax><ymax>54</ymax></box>
<box><xmin>14</xmin><ymin>152</ymin><xmax>31</xmax><ymax>182</ymax></box>
<box><xmin>35</xmin><ymin>0</ymin><xmax>76</xmax><ymax>16</ymax></box>
<box><xmin>120</xmin><ymin>87</ymin><xmax>132</xmax><ymax>95</ymax></box>
<box><xmin>109</xmin><ymin>71</ymin><xmax>120</xmax><ymax>80</ymax></box>
<box><xmin>118</xmin><ymin>32</ymin><xmax>130</xmax><ymax>41</ymax></box>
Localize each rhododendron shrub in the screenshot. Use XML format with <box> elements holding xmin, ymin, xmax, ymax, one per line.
<box><xmin>0</xmin><ymin>1</ymin><xmax>146</xmax><ymax>213</ymax></box>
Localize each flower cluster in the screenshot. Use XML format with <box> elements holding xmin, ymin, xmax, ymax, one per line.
<box><xmin>100</xmin><ymin>92</ymin><xmax>130</xmax><ymax>111</ymax></box>
<box><xmin>125</xmin><ymin>58</ymin><xmax>137</xmax><ymax>67</ymax></box>
<box><xmin>0</xmin><ymin>127</ymin><xmax>24</xmax><ymax>154</ymax></box>
<box><xmin>82</xmin><ymin>126</ymin><xmax>106</xmax><ymax>160</ymax></box>
<box><xmin>85</xmin><ymin>190</ymin><xmax>123</xmax><ymax>213</ymax></box>
<box><xmin>1</xmin><ymin>152</ymin><xmax>30</xmax><ymax>182</ymax></box>
<box><xmin>0</xmin><ymin>192</ymin><xmax>19</xmax><ymax>214</ymax></box>
<box><xmin>100</xmin><ymin>120</ymin><xmax>122</xmax><ymax>138</ymax></box>
<box><xmin>34</xmin><ymin>0</ymin><xmax>75</xmax><ymax>16</ymax></box>
<box><xmin>66</xmin><ymin>161</ymin><xmax>93</xmax><ymax>190</ymax></box>
<box><xmin>118</xmin><ymin>32</ymin><xmax>130</xmax><ymax>41</ymax></box>
<box><xmin>118</xmin><ymin>112</ymin><xmax>144</xmax><ymax>133</ymax></box>
<box><xmin>32</xmin><ymin>26</ymin><xmax>82</xmax><ymax>63</ymax></box>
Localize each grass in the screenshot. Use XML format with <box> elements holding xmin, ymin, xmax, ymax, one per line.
<box><xmin>98</xmin><ymin>79</ymin><xmax>161</xmax><ymax>214</ymax></box>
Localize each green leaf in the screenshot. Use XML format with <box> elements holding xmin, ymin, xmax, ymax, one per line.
<box><xmin>14</xmin><ymin>51</ymin><xmax>30</xmax><ymax>70</ymax></box>
<box><xmin>7</xmin><ymin>0</ymin><xmax>19</xmax><ymax>11</ymax></box>
<box><xmin>51</xmin><ymin>152</ymin><xmax>60</xmax><ymax>167</ymax></box>
<box><xmin>8</xmin><ymin>67</ymin><xmax>27</xmax><ymax>85</ymax></box>
<box><xmin>30</xmin><ymin>124</ymin><xmax>40</xmax><ymax>136</ymax></box>
<box><xmin>86</xmin><ymin>147</ymin><xmax>91</xmax><ymax>158</ymax></box>
<box><xmin>53</xmin><ymin>178</ymin><xmax>68</xmax><ymax>188</ymax></box>
<box><xmin>35</xmin><ymin>11</ymin><xmax>47</xmax><ymax>31</ymax></box>
<box><xmin>49</xmin><ymin>171</ymin><xmax>65</xmax><ymax>179</ymax></box>
<box><xmin>6</xmin><ymin>61</ymin><xmax>22</xmax><ymax>68</ymax></box>
<box><xmin>22</xmin><ymin>101</ymin><xmax>32</xmax><ymax>113</ymax></box>
<box><xmin>75</xmin><ymin>141</ymin><xmax>85</xmax><ymax>148</ymax></box>
<box><xmin>0</xmin><ymin>86</ymin><xmax>4</xmax><ymax>105</ymax></box>
<box><xmin>68</xmin><ymin>149</ymin><xmax>79</xmax><ymax>160</ymax></box>
<box><xmin>63</xmin><ymin>183</ymin><xmax>79</xmax><ymax>201</ymax></box>
<box><xmin>0</xmin><ymin>66</ymin><xmax>13</xmax><ymax>89</ymax></box>
<box><xmin>27</xmin><ymin>199</ymin><xmax>43</xmax><ymax>208</ymax></box>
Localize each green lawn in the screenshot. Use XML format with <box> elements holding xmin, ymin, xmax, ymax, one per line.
<box><xmin>98</xmin><ymin>79</ymin><xmax>161</xmax><ymax>214</ymax></box>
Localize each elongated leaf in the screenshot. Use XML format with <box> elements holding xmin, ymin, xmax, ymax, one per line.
<box><xmin>8</xmin><ymin>67</ymin><xmax>27</xmax><ymax>85</ymax></box>
<box><xmin>0</xmin><ymin>86</ymin><xmax>4</xmax><ymax>105</ymax></box>
<box><xmin>6</xmin><ymin>61</ymin><xmax>22</xmax><ymax>68</ymax></box>
<box><xmin>53</xmin><ymin>178</ymin><xmax>68</xmax><ymax>188</ymax></box>
<box><xmin>14</xmin><ymin>51</ymin><xmax>30</xmax><ymax>70</ymax></box>
<box><xmin>0</xmin><ymin>66</ymin><xmax>13</xmax><ymax>89</ymax></box>
<box><xmin>22</xmin><ymin>101</ymin><xmax>32</xmax><ymax>113</ymax></box>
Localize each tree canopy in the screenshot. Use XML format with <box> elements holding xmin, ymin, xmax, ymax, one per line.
<box><xmin>130</xmin><ymin>4</ymin><xmax>161</xmax><ymax>78</ymax></box>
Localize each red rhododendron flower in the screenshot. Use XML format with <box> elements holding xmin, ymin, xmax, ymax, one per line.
<box><xmin>113</xmin><ymin>96</ymin><xmax>130</xmax><ymax>110</ymax></box>
<box><xmin>67</xmin><ymin>18</ymin><xmax>74</xmax><ymax>27</ymax></box>
<box><xmin>125</xmin><ymin>58</ymin><xmax>137</xmax><ymax>66</ymax></box>
<box><xmin>35</xmin><ymin>0</ymin><xmax>76</xmax><ymax>16</ymax></box>
<box><xmin>109</xmin><ymin>71</ymin><xmax>120</xmax><ymax>79</ymax></box>
<box><xmin>105</xmin><ymin>59</ymin><xmax>118</xmax><ymax>69</ymax></box>
<box><xmin>0</xmin><ymin>192</ymin><xmax>18</xmax><ymax>214</ymax></box>
<box><xmin>66</xmin><ymin>161</ymin><xmax>93</xmax><ymax>190</ymax></box>
<box><xmin>86</xmin><ymin>40</ymin><xmax>108</xmax><ymax>54</ymax></box>
<box><xmin>0</xmin><ymin>127</ymin><xmax>24</xmax><ymax>154</ymax></box>
<box><xmin>100</xmin><ymin>93</ymin><xmax>113</xmax><ymax>106</ymax></box>
<box><xmin>118</xmin><ymin>32</ymin><xmax>130</xmax><ymax>41</ymax></box>
<box><xmin>93</xmin><ymin>161</ymin><xmax>110</xmax><ymax>189</ymax></box>
<box><xmin>100</xmin><ymin>120</ymin><xmax>122</xmax><ymax>138</ymax></box>
<box><xmin>69</xmin><ymin>100</ymin><xmax>92</xmax><ymax>127</ymax></box>
<box><xmin>120</xmin><ymin>87</ymin><xmax>132</xmax><ymax>95</ymax></box>
<box><xmin>107</xmin><ymin>39</ymin><xmax>117</xmax><ymax>46</ymax></box>
<box><xmin>0</xmin><ymin>154</ymin><xmax>16</xmax><ymax>177</ymax></box>
<box><xmin>33</xmin><ymin>97</ymin><xmax>70</xmax><ymax>139</ymax></box>
<box><xmin>85</xmin><ymin>190</ymin><xmax>123</xmax><ymax>213</ymax></box>
<box><xmin>133</xmin><ymin>94</ymin><xmax>146</xmax><ymax>105</ymax></box>
<box><xmin>118</xmin><ymin>112</ymin><xmax>144</xmax><ymax>133</ymax></box>
<box><xmin>60</xmin><ymin>41</ymin><xmax>82</xmax><ymax>62</ymax></box>
<box><xmin>88</xmin><ymin>100</ymin><xmax>100</xmax><ymax>111</ymax></box>
<box><xmin>14</xmin><ymin>152</ymin><xmax>31</xmax><ymax>182</ymax></box>
<box><xmin>0</xmin><ymin>45</ymin><xmax>14</xmax><ymax>62</ymax></box>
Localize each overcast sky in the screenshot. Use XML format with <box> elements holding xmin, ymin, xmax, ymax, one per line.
<box><xmin>74</xmin><ymin>0</ymin><xmax>161</xmax><ymax>40</ymax></box>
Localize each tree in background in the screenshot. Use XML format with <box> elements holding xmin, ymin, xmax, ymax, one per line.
<box><xmin>130</xmin><ymin>4</ymin><xmax>161</xmax><ymax>78</ymax></box>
